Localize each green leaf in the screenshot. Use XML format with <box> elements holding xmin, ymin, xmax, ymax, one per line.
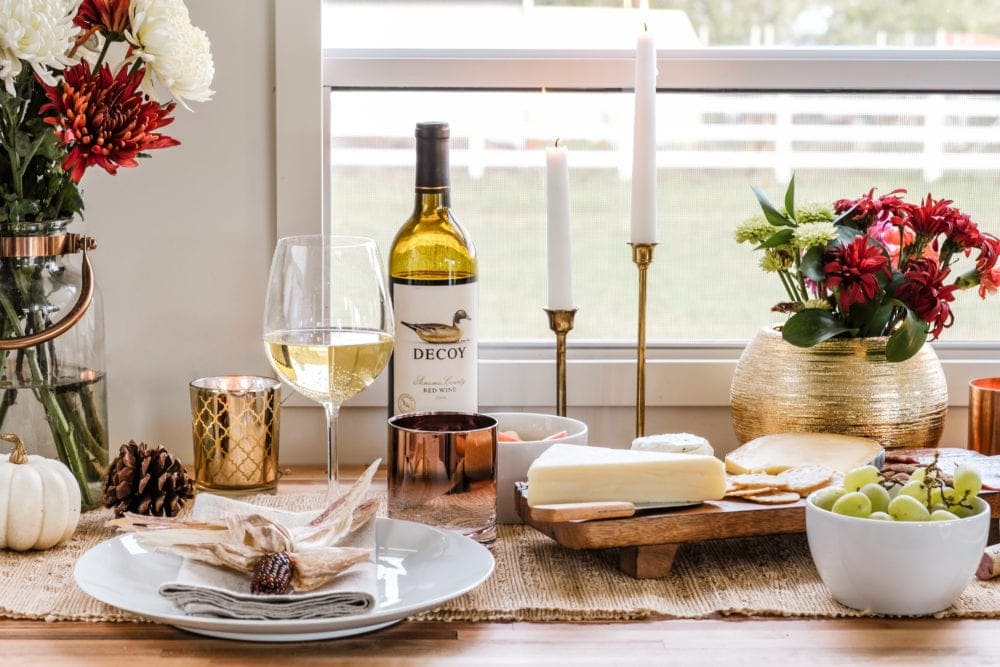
<box><xmin>832</xmin><ymin>204</ymin><xmax>858</xmax><ymax>227</ymax></box>
<box><xmin>885</xmin><ymin>309</ymin><xmax>929</xmax><ymax>362</ymax></box>
<box><xmin>752</xmin><ymin>185</ymin><xmax>794</xmax><ymax>227</ymax></box>
<box><xmin>866</xmin><ymin>299</ymin><xmax>904</xmax><ymax>338</ymax></box>
<box><xmin>781</xmin><ymin>309</ymin><xmax>854</xmax><ymax>347</ymax></box>
<box><xmin>835</xmin><ymin>224</ymin><xmax>860</xmax><ymax>246</ymax></box>
<box><xmin>800</xmin><ymin>245</ymin><xmax>826</xmax><ymax>282</ymax></box>
<box><xmin>784</xmin><ymin>173</ymin><xmax>796</xmax><ymax>221</ymax></box>
<box><xmin>758</xmin><ymin>228</ymin><xmax>795</xmax><ymax>249</ymax></box>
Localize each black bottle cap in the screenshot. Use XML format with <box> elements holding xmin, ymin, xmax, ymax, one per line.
<box><xmin>415</xmin><ymin>122</ymin><xmax>450</xmax><ymax>189</ymax></box>
<box><xmin>416</xmin><ymin>122</ymin><xmax>449</xmax><ymax>140</ymax></box>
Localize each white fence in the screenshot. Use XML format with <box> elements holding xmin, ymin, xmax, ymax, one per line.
<box><xmin>328</xmin><ymin>91</ymin><xmax>1000</xmax><ymax>182</ymax></box>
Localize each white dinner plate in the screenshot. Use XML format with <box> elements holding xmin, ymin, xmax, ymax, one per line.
<box><xmin>74</xmin><ymin>517</ymin><xmax>494</xmax><ymax>642</ymax></box>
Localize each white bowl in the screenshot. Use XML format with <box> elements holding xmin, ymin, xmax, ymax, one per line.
<box><xmin>805</xmin><ymin>492</ymin><xmax>990</xmax><ymax>616</ymax></box>
<box><xmin>488</xmin><ymin>412</ymin><xmax>588</xmax><ymax>524</ymax></box>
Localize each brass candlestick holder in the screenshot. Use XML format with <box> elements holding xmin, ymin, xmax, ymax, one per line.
<box><xmin>630</xmin><ymin>242</ymin><xmax>656</xmax><ymax>437</ymax></box>
<box><xmin>544</xmin><ymin>308</ymin><xmax>578</xmax><ymax>417</ymax></box>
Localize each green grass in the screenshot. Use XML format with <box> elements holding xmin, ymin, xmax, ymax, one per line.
<box><xmin>334</xmin><ymin>166</ymin><xmax>1000</xmax><ymax>341</ymax></box>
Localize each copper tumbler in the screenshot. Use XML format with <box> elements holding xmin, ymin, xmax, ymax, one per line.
<box><xmin>190</xmin><ymin>376</ymin><xmax>281</xmax><ymax>494</ymax></box>
<box><xmin>388</xmin><ymin>411</ymin><xmax>497</xmax><ymax>544</ymax></box>
<box><xmin>970</xmin><ymin>378</ymin><xmax>1000</xmax><ymax>455</ymax></box>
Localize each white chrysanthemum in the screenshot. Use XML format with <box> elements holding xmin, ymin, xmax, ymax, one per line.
<box><xmin>0</xmin><ymin>0</ymin><xmax>80</xmax><ymax>95</ymax></box>
<box><xmin>792</xmin><ymin>221</ymin><xmax>838</xmax><ymax>249</ymax></box>
<box><xmin>128</xmin><ymin>0</ymin><xmax>214</xmax><ymax>109</ymax></box>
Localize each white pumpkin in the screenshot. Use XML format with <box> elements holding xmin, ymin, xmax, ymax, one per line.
<box><xmin>0</xmin><ymin>433</ymin><xmax>81</xmax><ymax>551</ymax></box>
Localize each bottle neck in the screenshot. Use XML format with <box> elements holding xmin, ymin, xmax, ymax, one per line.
<box><xmin>414</xmin><ymin>131</ymin><xmax>449</xmax><ymax>197</ymax></box>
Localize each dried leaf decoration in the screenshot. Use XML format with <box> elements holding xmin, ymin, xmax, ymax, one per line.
<box><xmin>109</xmin><ymin>459</ymin><xmax>381</xmax><ymax>593</ymax></box>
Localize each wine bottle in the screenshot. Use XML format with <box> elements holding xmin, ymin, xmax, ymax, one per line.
<box><xmin>388</xmin><ymin>122</ymin><xmax>478</xmax><ymax>416</ymax></box>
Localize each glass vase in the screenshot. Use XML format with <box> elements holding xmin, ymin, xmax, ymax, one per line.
<box><xmin>0</xmin><ymin>219</ymin><xmax>107</xmax><ymax>510</ymax></box>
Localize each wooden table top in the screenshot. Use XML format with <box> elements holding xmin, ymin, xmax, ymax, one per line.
<box><xmin>8</xmin><ymin>466</ymin><xmax>1000</xmax><ymax>666</ymax></box>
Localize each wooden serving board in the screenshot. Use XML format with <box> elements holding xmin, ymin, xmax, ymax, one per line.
<box><xmin>514</xmin><ymin>483</ymin><xmax>1000</xmax><ymax>579</ymax></box>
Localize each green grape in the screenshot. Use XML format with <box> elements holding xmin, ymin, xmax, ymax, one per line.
<box><xmin>909</xmin><ymin>467</ymin><xmax>927</xmax><ymax>483</ymax></box>
<box><xmin>843</xmin><ymin>465</ymin><xmax>880</xmax><ymax>492</ymax></box>
<box><xmin>898</xmin><ymin>480</ymin><xmax>928</xmax><ymax>502</ymax></box>
<box><xmin>888</xmin><ymin>494</ymin><xmax>931</xmax><ymax>521</ymax></box>
<box><xmin>886</xmin><ymin>482</ymin><xmax>903</xmax><ymax>498</ymax></box>
<box><xmin>929</xmin><ymin>487</ymin><xmax>944</xmax><ymax>506</ymax></box>
<box><xmin>812</xmin><ymin>486</ymin><xmax>848</xmax><ymax>511</ymax></box>
<box><xmin>953</xmin><ymin>466</ymin><xmax>983</xmax><ymax>497</ymax></box>
<box><xmin>868</xmin><ymin>511</ymin><xmax>894</xmax><ymax>521</ymax></box>
<box><xmin>930</xmin><ymin>509</ymin><xmax>960</xmax><ymax>521</ymax></box>
<box><xmin>860</xmin><ymin>482</ymin><xmax>891</xmax><ymax>514</ymax></box>
<box><xmin>931</xmin><ymin>503</ymin><xmax>950</xmax><ymax>513</ymax></box>
<box><xmin>832</xmin><ymin>491</ymin><xmax>873</xmax><ymax>518</ymax></box>
<box><xmin>948</xmin><ymin>503</ymin><xmax>978</xmax><ymax>519</ymax></box>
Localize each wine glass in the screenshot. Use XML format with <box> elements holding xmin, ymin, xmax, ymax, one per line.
<box><xmin>263</xmin><ymin>235</ymin><xmax>394</xmax><ymax>499</ymax></box>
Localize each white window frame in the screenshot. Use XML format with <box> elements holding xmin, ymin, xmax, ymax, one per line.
<box><xmin>275</xmin><ymin>1</ymin><xmax>1000</xmax><ymax>410</ymax></box>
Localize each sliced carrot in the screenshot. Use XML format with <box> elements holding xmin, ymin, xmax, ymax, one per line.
<box><xmin>498</xmin><ymin>430</ymin><xmax>522</xmax><ymax>442</ymax></box>
<box><xmin>543</xmin><ymin>430</ymin><xmax>568</xmax><ymax>440</ymax></box>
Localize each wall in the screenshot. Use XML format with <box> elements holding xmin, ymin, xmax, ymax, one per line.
<box><xmin>83</xmin><ymin>0</ymin><xmax>278</xmax><ymax>461</ymax></box>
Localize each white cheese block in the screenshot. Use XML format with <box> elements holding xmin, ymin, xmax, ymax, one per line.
<box><xmin>526</xmin><ymin>443</ymin><xmax>726</xmax><ymax>506</ymax></box>
<box><xmin>631</xmin><ymin>432</ymin><xmax>714</xmax><ymax>456</ymax></box>
<box><xmin>725</xmin><ymin>432</ymin><xmax>884</xmax><ymax>475</ymax></box>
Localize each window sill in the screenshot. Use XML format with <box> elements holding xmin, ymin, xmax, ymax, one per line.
<box><xmin>279</xmin><ymin>340</ymin><xmax>1000</xmax><ymax>409</ymax></box>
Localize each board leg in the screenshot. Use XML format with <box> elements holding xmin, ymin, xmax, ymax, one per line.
<box><xmin>618</xmin><ymin>543</ymin><xmax>679</xmax><ymax>579</ymax></box>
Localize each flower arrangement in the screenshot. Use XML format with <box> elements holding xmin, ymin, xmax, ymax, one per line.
<box><xmin>0</xmin><ymin>0</ymin><xmax>214</xmax><ymax>223</ymax></box>
<box><xmin>0</xmin><ymin>0</ymin><xmax>213</xmax><ymax>509</ymax></box>
<box><xmin>737</xmin><ymin>177</ymin><xmax>1000</xmax><ymax>362</ymax></box>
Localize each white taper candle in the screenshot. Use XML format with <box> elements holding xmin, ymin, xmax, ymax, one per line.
<box><xmin>630</xmin><ymin>27</ymin><xmax>658</xmax><ymax>244</ymax></box>
<box><xmin>546</xmin><ymin>141</ymin><xmax>573</xmax><ymax>310</ymax></box>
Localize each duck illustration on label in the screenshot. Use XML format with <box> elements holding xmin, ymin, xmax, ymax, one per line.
<box><xmin>401</xmin><ymin>310</ymin><xmax>470</xmax><ymax>344</ymax></box>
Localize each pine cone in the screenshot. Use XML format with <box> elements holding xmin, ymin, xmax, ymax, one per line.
<box><xmin>252</xmin><ymin>552</ymin><xmax>294</xmax><ymax>595</ymax></box>
<box><xmin>103</xmin><ymin>441</ymin><xmax>194</xmax><ymax>517</ymax></box>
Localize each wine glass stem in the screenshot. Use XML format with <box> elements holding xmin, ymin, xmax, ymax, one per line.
<box><xmin>324</xmin><ymin>402</ymin><xmax>341</xmax><ymax>500</ymax></box>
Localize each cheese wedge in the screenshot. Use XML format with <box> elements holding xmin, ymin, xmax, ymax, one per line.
<box><xmin>526</xmin><ymin>443</ymin><xmax>726</xmax><ymax>506</ymax></box>
<box><xmin>631</xmin><ymin>432</ymin><xmax>714</xmax><ymax>456</ymax></box>
<box><xmin>724</xmin><ymin>432</ymin><xmax>884</xmax><ymax>475</ymax></box>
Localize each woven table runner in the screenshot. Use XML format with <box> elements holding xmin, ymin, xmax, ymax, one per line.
<box><xmin>3</xmin><ymin>492</ymin><xmax>1000</xmax><ymax>623</ymax></box>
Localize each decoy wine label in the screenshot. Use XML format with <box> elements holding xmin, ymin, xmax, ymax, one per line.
<box><xmin>388</xmin><ymin>122</ymin><xmax>479</xmax><ymax>416</ymax></box>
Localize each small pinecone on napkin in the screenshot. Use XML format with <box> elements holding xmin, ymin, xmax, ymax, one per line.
<box><xmin>103</xmin><ymin>441</ymin><xmax>194</xmax><ymax>517</ymax></box>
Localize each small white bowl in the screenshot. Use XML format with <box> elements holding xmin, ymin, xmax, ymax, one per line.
<box><xmin>488</xmin><ymin>412</ymin><xmax>588</xmax><ymax>524</ymax></box>
<box><xmin>805</xmin><ymin>492</ymin><xmax>990</xmax><ymax>616</ymax></box>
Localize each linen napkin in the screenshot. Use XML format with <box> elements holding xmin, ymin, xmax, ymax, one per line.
<box><xmin>157</xmin><ymin>494</ymin><xmax>377</xmax><ymax>620</ymax></box>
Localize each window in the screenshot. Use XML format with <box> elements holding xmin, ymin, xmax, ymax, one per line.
<box><xmin>310</xmin><ymin>1</ymin><xmax>1000</xmax><ymax>408</ymax></box>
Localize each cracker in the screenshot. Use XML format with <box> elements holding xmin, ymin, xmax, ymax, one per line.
<box><xmin>744</xmin><ymin>490</ymin><xmax>801</xmax><ymax>504</ymax></box>
<box><xmin>775</xmin><ymin>466</ymin><xmax>834</xmax><ymax>496</ymax></box>
<box><xmin>725</xmin><ymin>486</ymin><xmax>778</xmax><ymax>498</ymax></box>
<box><xmin>728</xmin><ymin>473</ymin><xmax>781</xmax><ymax>489</ymax></box>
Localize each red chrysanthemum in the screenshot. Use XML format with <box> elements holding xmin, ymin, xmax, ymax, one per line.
<box><xmin>38</xmin><ymin>63</ymin><xmax>179</xmax><ymax>183</ymax></box>
<box><xmin>823</xmin><ymin>236</ymin><xmax>891</xmax><ymax>313</ymax></box>
<box><xmin>948</xmin><ymin>211</ymin><xmax>982</xmax><ymax>250</ymax></box>
<box><xmin>908</xmin><ymin>194</ymin><xmax>962</xmax><ymax>238</ymax></box>
<box><xmin>73</xmin><ymin>0</ymin><xmax>131</xmax><ymax>49</ymax></box>
<box><xmin>834</xmin><ymin>188</ymin><xmax>910</xmax><ymax>229</ymax></box>
<box><xmin>893</xmin><ymin>258</ymin><xmax>958</xmax><ymax>338</ymax></box>
<box><xmin>977</xmin><ymin>234</ymin><xmax>1000</xmax><ymax>298</ymax></box>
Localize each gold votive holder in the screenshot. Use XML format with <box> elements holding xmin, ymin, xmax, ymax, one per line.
<box><xmin>190</xmin><ymin>375</ymin><xmax>281</xmax><ymax>495</ymax></box>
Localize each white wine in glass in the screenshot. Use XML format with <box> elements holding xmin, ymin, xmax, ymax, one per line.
<box><xmin>263</xmin><ymin>236</ymin><xmax>394</xmax><ymax>499</ymax></box>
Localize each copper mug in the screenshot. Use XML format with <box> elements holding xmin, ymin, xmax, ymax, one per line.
<box><xmin>387</xmin><ymin>411</ymin><xmax>497</xmax><ymax>544</ymax></box>
<box><xmin>969</xmin><ymin>378</ymin><xmax>1000</xmax><ymax>455</ymax></box>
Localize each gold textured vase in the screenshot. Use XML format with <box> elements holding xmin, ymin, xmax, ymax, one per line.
<box><xmin>730</xmin><ymin>327</ymin><xmax>947</xmax><ymax>449</ymax></box>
